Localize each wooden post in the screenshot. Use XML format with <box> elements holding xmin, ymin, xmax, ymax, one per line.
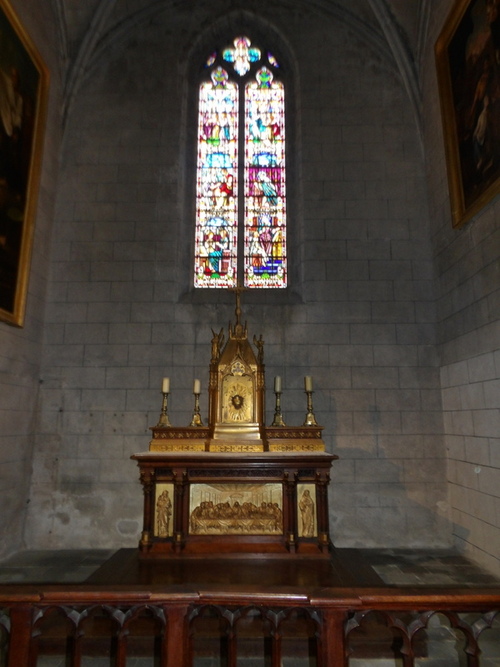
<box><xmin>284</xmin><ymin>474</ymin><xmax>296</xmax><ymax>553</ymax></box>
<box><xmin>316</xmin><ymin>472</ymin><xmax>331</xmax><ymax>552</ymax></box>
<box><xmin>8</xmin><ymin>605</ymin><xmax>33</xmax><ymax>667</ymax></box>
<box><xmin>173</xmin><ymin>471</ymin><xmax>187</xmax><ymax>554</ymax></box>
<box><xmin>139</xmin><ymin>469</ymin><xmax>155</xmax><ymax>550</ymax></box>
<box><xmin>164</xmin><ymin>604</ymin><xmax>190</xmax><ymax>667</ymax></box>
<box><xmin>319</xmin><ymin>609</ymin><xmax>346</xmax><ymax>667</ymax></box>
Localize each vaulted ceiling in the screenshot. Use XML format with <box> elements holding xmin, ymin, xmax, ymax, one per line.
<box><xmin>50</xmin><ymin>0</ymin><xmax>430</xmax><ymax>134</ymax></box>
<box><xmin>52</xmin><ymin>0</ymin><xmax>427</xmax><ymax>60</ymax></box>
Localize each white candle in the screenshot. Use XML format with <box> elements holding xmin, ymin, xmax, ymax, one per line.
<box><xmin>193</xmin><ymin>379</ymin><xmax>201</xmax><ymax>394</ymax></box>
<box><xmin>162</xmin><ymin>377</ymin><xmax>170</xmax><ymax>393</ymax></box>
<box><xmin>304</xmin><ymin>376</ymin><xmax>313</xmax><ymax>392</ymax></box>
<box><xmin>274</xmin><ymin>376</ymin><xmax>282</xmax><ymax>393</ymax></box>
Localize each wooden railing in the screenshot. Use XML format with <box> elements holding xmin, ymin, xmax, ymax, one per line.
<box><xmin>1</xmin><ymin>588</ymin><xmax>499</xmax><ymax>665</ymax></box>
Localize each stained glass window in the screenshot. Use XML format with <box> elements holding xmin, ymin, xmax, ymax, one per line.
<box><xmin>194</xmin><ymin>37</ymin><xmax>287</xmax><ymax>289</ymax></box>
<box><xmin>195</xmin><ymin>67</ymin><xmax>238</xmax><ymax>289</ymax></box>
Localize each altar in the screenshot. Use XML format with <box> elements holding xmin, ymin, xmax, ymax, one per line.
<box><xmin>132</xmin><ymin>293</ymin><xmax>337</xmax><ymax>558</ymax></box>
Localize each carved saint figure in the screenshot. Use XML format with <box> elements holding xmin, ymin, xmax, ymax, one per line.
<box><xmin>156</xmin><ymin>489</ymin><xmax>172</xmax><ymax>537</ymax></box>
<box><xmin>211</xmin><ymin>327</ymin><xmax>225</xmax><ymax>362</ymax></box>
<box><xmin>299</xmin><ymin>489</ymin><xmax>315</xmax><ymax>538</ymax></box>
<box><xmin>253</xmin><ymin>334</ymin><xmax>264</xmax><ymax>364</ymax></box>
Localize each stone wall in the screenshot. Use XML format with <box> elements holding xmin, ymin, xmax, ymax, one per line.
<box><xmin>424</xmin><ymin>0</ymin><xmax>500</xmax><ymax>576</ymax></box>
<box><xmin>0</xmin><ymin>0</ymin><xmax>62</xmax><ymax>559</ymax></box>
<box><xmin>25</xmin><ymin>3</ymin><xmax>450</xmax><ymax>551</ymax></box>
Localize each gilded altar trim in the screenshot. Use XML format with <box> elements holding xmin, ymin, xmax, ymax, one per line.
<box><xmin>209</xmin><ymin>441</ymin><xmax>264</xmax><ymax>453</ymax></box>
<box><xmin>150</xmin><ymin>428</ymin><xmax>210</xmax><ymax>440</ymax></box>
<box><xmin>150</xmin><ymin>440</ymin><xmax>206</xmax><ymax>452</ymax></box>
<box><xmin>266</xmin><ymin>427</ymin><xmax>323</xmax><ymax>439</ymax></box>
<box><xmin>268</xmin><ymin>439</ymin><xmax>325</xmax><ymax>452</ymax></box>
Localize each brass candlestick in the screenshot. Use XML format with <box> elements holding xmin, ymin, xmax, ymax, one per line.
<box><xmin>272</xmin><ymin>391</ymin><xmax>286</xmax><ymax>426</ymax></box>
<box><xmin>190</xmin><ymin>392</ymin><xmax>203</xmax><ymax>427</ymax></box>
<box><xmin>303</xmin><ymin>390</ymin><xmax>318</xmax><ymax>426</ymax></box>
<box><xmin>156</xmin><ymin>391</ymin><xmax>172</xmax><ymax>427</ymax></box>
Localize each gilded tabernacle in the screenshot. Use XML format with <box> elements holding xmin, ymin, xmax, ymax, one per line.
<box><xmin>148</xmin><ymin>288</ymin><xmax>326</xmax><ymax>453</ymax></box>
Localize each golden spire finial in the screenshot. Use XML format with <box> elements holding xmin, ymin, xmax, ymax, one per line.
<box><xmin>229</xmin><ymin>281</ymin><xmax>247</xmax><ymax>338</ymax></box>
<box><xmin>231</xmin><ymin>281</ymin><xmax>244</xmax><ymax>326</ymax></box>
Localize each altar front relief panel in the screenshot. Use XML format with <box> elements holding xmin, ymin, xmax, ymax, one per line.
<box><xmin>189</xmin><ymin>482</ymin><xmax>283</xmax><ymax>535</ymax></box>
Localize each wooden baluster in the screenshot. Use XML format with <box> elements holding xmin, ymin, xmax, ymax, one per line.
<box><xmin>8</xmin><ymin>605</ymin><xmax>33</xmax><ymax>667</ymax></box>
<box><xmin>402</xmin><ymin>652</ymin><xmax>415</xmax><ymax>667</ymax></box>
<box><xmin>27</xmin><ymin>634</ymin><xmax>39</xmax><ymax>667</ymax></box>
<box><xmin>69</xmin><ymin>631</ymin><xmax>83</xmax><ymax>667</ymax></box>
<box><xmin>115</xmin><ymin>629</ymin><xmax>128</xmax><ymax>667</ymax></box>
<box><xmin>185</xmin><ymin>619</ymin><xmax>194</xmax><ymax>667</ymax></box>
<box><xmin>160</xmin><ymin>617</ymin><xmax>170</xmax><ymax>667</ymax></box>
<box><xmin>467</xmin><ymin>652</ymin><xmax>480</xmax><ymax>667</ymax></box>
<box><xmin>271</xmin><ymin>629</ymin><xmax>282</xmax><ymax>667</ymax></box>
<box><xmin>226</xmin><ymin>625</ymin><xmax>237</xmax><ymax>667</ymax></box>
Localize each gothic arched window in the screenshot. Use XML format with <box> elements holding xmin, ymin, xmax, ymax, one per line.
<box><xmin>194</xmin><ymin>36</ymin><xmax>287</xmax><ymax>289</ymax></box>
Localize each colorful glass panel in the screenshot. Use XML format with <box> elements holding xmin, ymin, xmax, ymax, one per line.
<box><xmin>194</xmin><ymin>67</ymin><xmax>238</xmax><ymax>288</ymax></box>
<box><xmin>267</xmin><ymin>52</ymin><xmax>279</xmax><ymax>68</ymax></box>
<box><xmin>244</xmin><ymin>67</ymin><xmax>287</xmax><ymax>288</ymax></box>
<box><xmin>205</xmin><ymin>51</ymin><xmax>217</xmax><ymax>67</ymax></box>
<box><xmin>223</xmin><ymin>36</ymin><xmax>261</xmax><ymax>76</ymax></box>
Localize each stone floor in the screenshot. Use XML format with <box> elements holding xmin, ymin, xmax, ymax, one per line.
<box><xmin>361</xmin><ymin>547</ymin><xmax>500</xmax><ymax>587</ymax></box>
<box><xmin>0</xmin><ymin>548</ymin><xmax>116</xmax><ymax>584</ymax></box>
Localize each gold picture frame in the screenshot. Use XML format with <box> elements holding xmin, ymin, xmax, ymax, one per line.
<box><xmin>0</xmin><ymin>0</ymin><xmax>48</xmax><ymax>326</ymax></box>
<box><xmin>435</xmin><ymin>0</ymin><xmax>500</xmax><ymax>228</ymax></box>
